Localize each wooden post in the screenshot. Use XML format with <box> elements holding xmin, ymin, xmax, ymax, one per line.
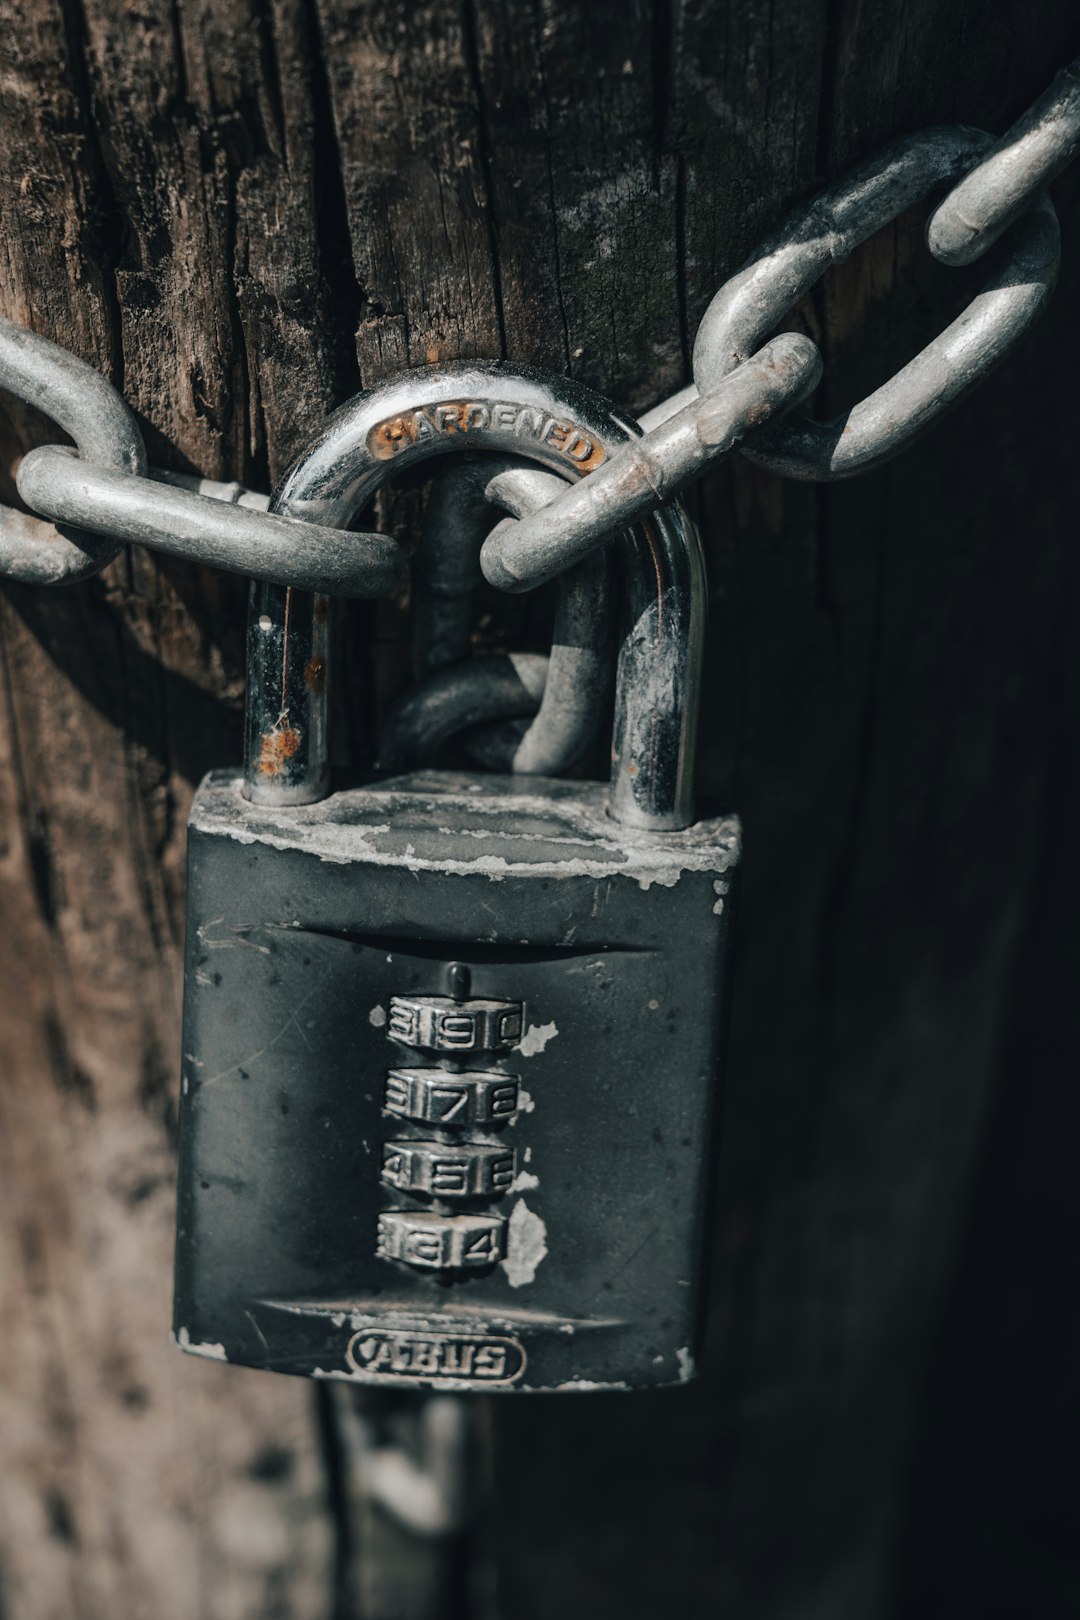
<box><xmin>1</xmin><ymin>4</ymin><xmax>1078</xmax><ymax>1616</ymax></box>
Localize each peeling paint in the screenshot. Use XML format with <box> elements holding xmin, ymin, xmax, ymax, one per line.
<box><xmin>197</xmin><ymin>918</ymin><xmax>272</xmax><ymax>955</ymax></box>
<box><xmin>501</xmin><ymin>1200</ymin><xmax>548</xmax><ymax>1288</ymax></box>
<box><xmin>175</xmin><ymin>1326</ymin><xmax>228</xmax><ymax>1362</ymax></box>
<box><xmin>517</xmin><ymin>1021</ymin><xmax>557</xmax><ymax>1057</ymax></box>
<box><xmin>369</xmin><ymin>1004</ymin><xmax>387</xmax><ymax>1028</ymax></box>
<box><xmin>676</xmin><ymin>1346</ymin><xmax>695</xmax><ymax>1382</ymax></box>
<box><xmin>517</xmin><ymin>1086</ymin><xmax>536</xmax><ymax>1114</ymax></box>
<box><xmin>510</xmin><ymin>1169</ymin><xmax>540</xmax><ymax>1192</ymax></box>
<box><xmin>190</xmin><ymin>774</ymin><xmax>741</xmax><ymax>890</ymax></box>
<box><xmin>556</xmin><ymin>1378</ymin><xmax>631</xmax><ymax>1392</ymax></box>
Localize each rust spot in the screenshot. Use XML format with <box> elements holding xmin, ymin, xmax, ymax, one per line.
<box><xmin>304</xmin><ymin>657</ymin><xmax>326</xmax><ymax>693</ymax></box>
<box><xmin>368</xmin><ymin>414</ymin><xmax>416</xmax><ymax>459</ymax></box>
<box><xmin>258</xmin><ymin>726</ymin><xmax>302</xmax><ymax>776</ymax></box>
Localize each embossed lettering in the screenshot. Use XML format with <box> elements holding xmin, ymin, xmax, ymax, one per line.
<box><xmin>347</xmin><ymin>1329</ymin><xmax>525</xmax><ymax>1384</ymax></box>
<box><xmin>473</xmin><ymin>1345</ymin><xmax>508</xmax><ymax>1378</ymax></box>
<box><xmin>462</xmin><ymin>1225</ymin><xmax>500</xmax><ymax>1263</ymax></box>
<box><xmin>438</xmin><ymin>1013</ymin><xmax>476</xmax><ymax>1047</ymax></box>
<box><xmin>384</xmin><ymin>1072</ymin><xmax>411</xmax><ymax>1113</ymax></box>
<box><xmin>377</xmin><ymin>1209</ymin><xmax>506</xmax><ymax>1270</ymax></box>
<box><xmin>490</xmin><ymin>1154</ymin><xmax>515</xmax><ymax>1193</ymax></box>
<box><xmin>369</xmin><ymin>401</ymin><xmax>605</xmax><ymax>471</ymax></box>
<box><xmin>441</xmin><ymin>1341</ymin><xmax>476</xmax><ymax>1376</ymax></box>
<box><xmin>388</xmin><ymin>1002</ymin><xmax>418</xmax><ymax>1043</ymax></box>
<box><xmin>381</xmin><ymin>1145</ymin><xmax>407</xmax><ymax>1188</ymax></box>
<box><xmin>430</xmin><ymin>1155</ymin><xmax>472</xmax><ymax>1194</ymax></box>
<box><xmin>409</xmin><ymin>1340</ymin><xmax>441</xmax><ymax>1374</ymax></box>
<box><xmin>375</xmin><ymin>1214</ymin><xmax>397</xmax><ymax>1261</ymax></box>
<box><xmin>404</xmin><ymin>1227</ymin><xmax>444</xmax><ymax>1264</ymax></box>
<box><xmin>383</xmin><ymin>1068</ymin><xmax>520</xmax><ymax>1126</ymax></box>
<box><xmin>430</xmin><ymin>1085</ymin><xmax>469</xmax><ymax>1121</ymax></box>
<box><xmin>565</xmin><ymin>432</ymin><xmax>596</xmax><ymax>462</ymax></box>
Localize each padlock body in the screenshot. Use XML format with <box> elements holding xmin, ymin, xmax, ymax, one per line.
<box><xmin>174</xmin><ymin>769</ymin><xmax>739</xmax><ymax>1393</ymax></box>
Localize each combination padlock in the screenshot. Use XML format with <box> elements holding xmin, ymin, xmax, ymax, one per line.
<box><xmin>173</xmin><ymin>362</ymin><xmax>740</xmax><ymax>1393</ymax></box>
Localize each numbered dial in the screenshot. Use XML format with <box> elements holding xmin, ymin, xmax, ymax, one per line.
<box><xmin>387</xmin><ymin>994</ymin><xmax>523</xmax><ymax>1054</ymax></box>
<box><xmin>381</xmin><ymin>1140</ymin><xmax>516</xmax><ymax>1199</ymax></box>
<box><xmin>376</xmin><ymin>1209</ymin><xmax>506</xmax><ymax>1270</ymax></box>
<box><xmin>384</xmin><ymin>1068</ymin><xmax>519</xmax><ymax>1127</ymax></box>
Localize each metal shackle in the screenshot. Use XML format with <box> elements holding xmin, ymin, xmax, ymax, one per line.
<box><xmin>247</xmin><ymin>361</ymin><xmax>707</xmax><ymax>831</ymax></box>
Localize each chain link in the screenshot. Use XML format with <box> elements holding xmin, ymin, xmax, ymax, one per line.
<box><xmin>0</xmin><ymin>317</ymin><xmax>404</xmax><ymax>597</ymax></box>
<box><xmin>1</xmin><ymin>57</ymin><xmax>1077</xmax><ymax>603</ymax></box>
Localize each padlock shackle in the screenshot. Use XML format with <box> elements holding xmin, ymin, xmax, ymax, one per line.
<box><xmin>247</xmin><ymin>361</ymin><xmax>704</xmax><ymax>830</ymax></box>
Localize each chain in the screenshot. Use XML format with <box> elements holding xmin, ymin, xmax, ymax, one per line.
<box><xmin>1</xmin><ymin>57</ymin><xmax>1078</xmax><ymax>600</ymax></box>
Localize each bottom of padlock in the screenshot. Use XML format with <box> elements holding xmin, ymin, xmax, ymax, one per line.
<box><xmin>174</xmin><ymin>769</ymin><xmax>740</xmax><ymax>1393</ymax></box>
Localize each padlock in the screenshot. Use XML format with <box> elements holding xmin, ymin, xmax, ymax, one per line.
<box><xmin>173</xmin><ymin>362</ymin><xmax>741</xmax><ymax>1393</ymax></box>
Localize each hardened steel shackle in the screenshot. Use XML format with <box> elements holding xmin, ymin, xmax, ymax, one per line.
<box><xmin>249</xmin><ymin>361</ymin><xmax>707</xmax><ymax>832</ymax></box>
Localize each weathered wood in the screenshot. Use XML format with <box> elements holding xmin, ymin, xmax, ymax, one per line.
<box><xmin>1</xmin><ymin>2</ymin><xmax>1078</xmax><ymax>1616</ymax></box>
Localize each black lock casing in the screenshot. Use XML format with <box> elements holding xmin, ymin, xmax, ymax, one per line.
<box><xmin>174</xmin><ymin>769</ymin><xmax>739</xmax><ymax>1393</ymax></box>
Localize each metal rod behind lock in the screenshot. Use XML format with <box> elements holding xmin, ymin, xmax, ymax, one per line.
<box><xmin>248</xmin><ymin>361</ymin><xmax>706</xmax><ymax>830</ymax></box>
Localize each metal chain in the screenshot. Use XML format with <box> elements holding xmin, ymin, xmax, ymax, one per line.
<box><xmin>1</xmin><ymin>57</ymin><xmax>1078</xmax><ymax>599</ymax></box>
<box><xmin>0</xmin><ymin>317</ymin><xmax>404</xmax><ymax>596</ymax></box>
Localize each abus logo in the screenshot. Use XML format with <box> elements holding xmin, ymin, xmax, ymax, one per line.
<box><xmin>347</xmin><ymin>1328</ymin><xmax>526</xmax><ymax>1385</ymax></box>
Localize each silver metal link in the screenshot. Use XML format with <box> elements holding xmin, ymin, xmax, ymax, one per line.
<box><xmin>17</xmin><ymin>445</ymin><xmax>405</xmax><ymax>599</ymax></box>
<box><xmin>2</xmin><ymin>55</ymin><xmax>1078</xmax><ymax>682</ymax></box>
<box><xmin>378</xmin><ymin>652</ymin><xmax>549</xmax><ymax>771</ymax></box>
<box><xmin>480</xmin><ymin>333</ymin><xmax>821</xmax><ymax>593</ymax></box>
<box><xmin>928</xmin><ymin>58</ymin><xmax>1080</xmax><ymax>267</ymax></box>
<box><xmin>692</xmin><ymin>128</ymin><xmax>1060</xmax><ymax>481</ymax></box>
<box><xmin>0</xmin><ymin>316</ymin><xmax>144</xmax><ymax>583</ymax></box>
<box><xmin>0</xmin><ymin>315</ymin><xmax>404</xmax><ymax>596</ymax></box>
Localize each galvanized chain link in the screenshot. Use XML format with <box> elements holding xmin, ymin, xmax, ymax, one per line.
<box><xmin>0</xmin><ymin>317</ymin><xmax>405</xmax><ymax>597</ymax></box>
<box><xmin>1</xmin><ymin>57</ymin><xmax>1077</xmax><ymax>605</ymax></box>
